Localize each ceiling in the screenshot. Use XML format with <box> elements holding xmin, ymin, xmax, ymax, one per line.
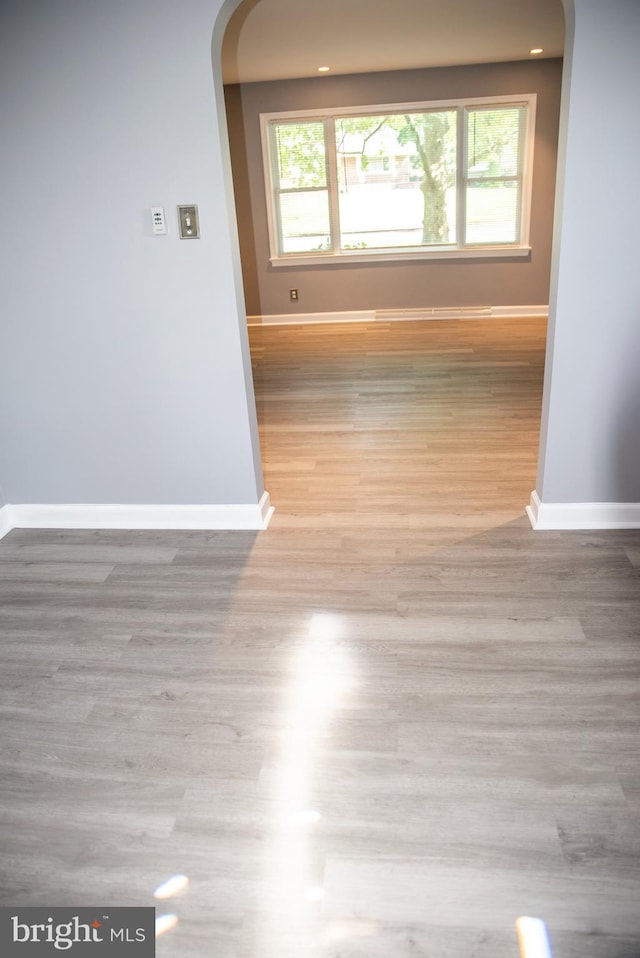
<box><xmin>222</xmin><ymin>0</ymin><xmax>565</xmax><ymax>85</ymax></box>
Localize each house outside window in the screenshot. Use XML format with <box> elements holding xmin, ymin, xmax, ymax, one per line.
<box><xmin>260</xmin><ymin>95</ymin><xmax>536</xmax><ymax>266</ymax></box>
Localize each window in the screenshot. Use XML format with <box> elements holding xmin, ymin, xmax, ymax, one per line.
<box><xmin>260</xmin><ymin>95</ymin><xmax>536</xmax><ymax>266</ymax></box>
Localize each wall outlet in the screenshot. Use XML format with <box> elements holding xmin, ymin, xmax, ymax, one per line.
<box><xmin>289</xmin><ymin>289</ymin><xmax>298</xmax><ymax>301</ymax></box>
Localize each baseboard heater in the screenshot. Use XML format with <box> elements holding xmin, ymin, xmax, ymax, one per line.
<box><xmin>375</xmin><ymin>305</ymin><xmax>493</xmax><ymax>321</ymax></box>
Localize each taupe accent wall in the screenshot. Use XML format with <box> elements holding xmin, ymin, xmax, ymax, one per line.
<box><xmin>225</xmin><ymin>59</ymin><xmax>563</xmax><ymax>318</ymax></box>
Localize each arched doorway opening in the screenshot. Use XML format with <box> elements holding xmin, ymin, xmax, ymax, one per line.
<box><xmin>213</xmin><ymin>0</ymin><xmax>569</xmax><ymax>535</ymax></box>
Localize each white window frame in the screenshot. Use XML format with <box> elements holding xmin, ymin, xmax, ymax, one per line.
<box><xmin>260</xmin><ymin>94</ymin><xmax>537</xmax><ymax>267</ymax></box>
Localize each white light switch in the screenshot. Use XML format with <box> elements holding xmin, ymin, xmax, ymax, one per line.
<box><xmin>177</xmin><ymin>205</ymin><xmax>199</xmax><ymax>239</ymax></box>
<box><xmin>151</xmin><ymin>207</ymin><xmax>167</xmax><ymax>235</ymax></box>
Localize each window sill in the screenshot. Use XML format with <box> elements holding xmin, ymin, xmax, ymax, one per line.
<box><xmin>269</xmin><ymin>246</ymin><xmax>532</xmax><ymax>267</ymax></box>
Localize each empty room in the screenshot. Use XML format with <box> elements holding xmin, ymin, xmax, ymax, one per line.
<box><xmin>1</xmin><ymin>1</ymin><xmax>639</xmax><ymax>957</ymax></box>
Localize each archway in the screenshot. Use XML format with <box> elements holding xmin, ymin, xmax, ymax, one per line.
<box><xmin>213</xmin><ymin>0</ymin><xmax>572</xmax><ymax>529</ymax></box>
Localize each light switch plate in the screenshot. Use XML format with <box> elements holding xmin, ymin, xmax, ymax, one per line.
<box><xmin>177</xmin><ymin>205</ymin><xmax>199</xmax><ymax>239</ymax></box>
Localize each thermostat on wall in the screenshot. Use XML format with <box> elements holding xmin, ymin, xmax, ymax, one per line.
<box><xmin>151</xmin><ymin>206</ymin><xmax>167</xmax><ymax>235</ymax></box>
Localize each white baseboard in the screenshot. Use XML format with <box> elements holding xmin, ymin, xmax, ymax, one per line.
<box><xmin>248</xmin><ymin>305</ymin><xmax>547</xmax><ymax>326</ymax></box>
<box><xmin>248</xmin><ymin>309</ymin><xmax>374</xmax><ymax>326</ymax></box>
<box><xmin>491</xmin><ymin>305</ymin><xmax>548</xmax><ymax>319</ymax></box>
<box><xmin>527</xmin><ymin>490</ymin><xmax>640</xmax><ymax>530</ymax></box>
<box><xmin>0</xmin><ymin>505</ymin><xmax>11</xmax><ymax>541</ymax></box>
<box><xmin>0</xmin><ymin>491</ymin><xmax>273</xmax><ymax>535</ymax></box>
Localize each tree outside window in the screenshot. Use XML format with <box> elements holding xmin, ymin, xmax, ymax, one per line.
<box><xmin>262</xmin><ymin>96</ymin><xmax>534</xmax><ymax>261</ymax></box>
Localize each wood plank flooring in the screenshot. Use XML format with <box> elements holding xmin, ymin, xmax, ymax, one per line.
<box><xmin>1</xmin><ymin>318</ymin><xmax>639</xmax><ymax>958</ymax></box>
<box><xmin>251</xmin><ymin>318</ymin><xmax>546</xmax><ymax>543</ymax></box>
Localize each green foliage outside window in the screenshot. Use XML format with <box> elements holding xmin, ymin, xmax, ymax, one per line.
<box><xmin>267</xmin><ymin>99</ymin><xmax>529</xmax><ymax>256</ymax></box>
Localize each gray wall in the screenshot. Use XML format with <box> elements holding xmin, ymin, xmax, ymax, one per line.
<box><xmin>226</xmin><ymin>59</ymin><xmax>563</xmax><ymax>317</ymax></box>
<box><xmin>538</xmin><ymin>0</ymin><xmax>640</xmax><ymax>504</ymax></box>
<box><xmin>1</xmin><ymin>0</ymin><xmax>637</xmax><ymax>516</ymax></box>
<box><xmin>0</xmin><ymin>0</ymin><xmax>263</xmax><ymax>507</ymax></box>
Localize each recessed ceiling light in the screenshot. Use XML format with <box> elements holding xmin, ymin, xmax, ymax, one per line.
<box><xmin>530</xmin><ymin>48</ymin><xmax>544</xmax><ymax>55</ymax></box>
<box><xmin>318</xmin><ymin>66</ymin><xmax>330</xmax><ymax>72</ymax></box>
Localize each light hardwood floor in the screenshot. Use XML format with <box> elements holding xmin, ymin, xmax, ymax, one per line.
<box><xmin>1</xmin><ymin>318</ymin><xmax>639</xmax><ymax>958</ymax></box>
